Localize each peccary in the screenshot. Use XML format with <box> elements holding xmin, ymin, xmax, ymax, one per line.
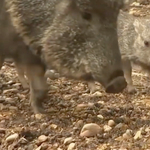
<box><xmin>0</xmin><ymin>0</ymin><xmax>29</xmax><ymax>88</ymax></box>
<box><xmin>0</xmin><ymin>0</ymin><xmax>47</xmax><ymax>113</ymax></box>
<box><xmin>6</xmin><ymin>0</ymin><xmax>130</xmax><ymax>113</ymax></box>
<box><xmin>118</xmin><ymin>10</ymin><xmax>150</xmax><ymax>93</ymax></box>
<box><xmin>84</xmin><ymin>10</ymin><xmax>150</xmax><ymax>94</ymax></box>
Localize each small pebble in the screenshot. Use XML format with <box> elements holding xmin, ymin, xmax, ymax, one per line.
<box><xmin>19</xmin><ymin>137</ymin><xmax>28</xmax><ymax>144</ymax></box>
<box><xmin>115</xmin><ymin>123</ymin><xmax>124</xmax><ymax>129</ymax></box>
<box><xmin>104</xmin><ymin>125</ymin><xmax>112</xmax><ymax>132</ymax></box>
<box><xmin>35</xmin><ymin>114</ymin><xmax>43</xmax><ymax>120</ymax></box>
<box><xmin>80</xmin><ymin>123</ymin><xmax>101</xmax><ymax>137</ymax></box>
<box><xmin>123</xmin><ymin>133</ymin><xmax>131</xmax><ymax>140</ymax></box>
<box><xmin>57</xmin><ymin>148</ymin><xmax>63</xmax><ymax>150</ymax></box>
<box><xmin>0</xmin><ymin>128</ymin><xmax>6</xmax><ymax>134</ymax></box>
<box><xmin>67</xmin><ymin>143</ymin><xmax>76</xmax><ymax>150</ymax></box>
<box><xmin>3</xmin><ymin>88</ymin><xmax>18</xmax><ymax>94</ymax></box>
<box><xmin>64</xmin><ymin>137</ymin><xmax>73</xmax><ymax>145</ymax></box>
<box><xmin>50</xmin><ymin>124</ymin><xmax>58</xmax><ymax>129</ymax></box>
<box><xmin>108</xmin><ymin>120</ymin><xmax>115</xmax><ymax>127</ymax></box>
<box><xmin>38</xmin><ymin>135</ymin><xmax>48</xmax><ymax>143</ymax></box>
<box><xmin>5</xmin><ymin>98</ymin><xmax>15</xmax><ymax>104</ymax></box>
<box><xmin>6</xmin><ymin>133</ymin><xmax>19</xmax><ymax>142</ymax></box>
<box><xmin>75</xmin><ymin>120</ymin><xmax>84</xmax><ymax>128</ymax></box>
<box><xmin>41</xmin><ymin>123</ymin><xmax>48</xmax><ymax>129</ymax></box>
<box><xmin>93</xmin><ymin>91</ymin><xmax>102</xmax><ymax>97</ymax></box>
<box><xmin>122</xmin><ymin>129</ymin><xmax>133</xmax><ymax>140</ymax></box>
<box><xmin>134</xmin><ymin>130</ymin><xmax>142</xmax><ymax>140</ymax></box>
<box><xmin>35</xmin><ymin>146</ymin><xmax>42</xmax><ymax>150</ymax></box>
<box><xmin>97</xmin><ymin>115</ymin><xmax>104</xmax><ymax>119</ymax></box>
<box><xmin>9</xmin><ymin>106</ymin><xmax>18</xmax><ymax>111</ymax></box>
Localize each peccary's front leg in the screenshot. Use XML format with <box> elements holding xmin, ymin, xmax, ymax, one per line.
<box><xmin>15</xmin><ymin>63</ymin><xmax>29</xmax><ymax>89</ymax></box>
<box><xmin>87</xmin><ymin>82</ymin><xmax>99</xmax><ymax>94</ymax></box>
<box><xmin>122</xmin><ymin>58</ymin><xmax>136</xmax><ymax>94</ymax></box>
<box><xmin>0</xmin><ymin>55</ymin><xmax>4</xmax><ymax>69</ymax></box>
<box><xmin>26</xmin><ymin>65</ymin><xmax>48</xmax><ymax>114</ymax></box>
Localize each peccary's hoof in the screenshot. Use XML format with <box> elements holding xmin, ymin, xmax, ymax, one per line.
<box><xmin>31</xmin><ymin>102</ymin><xmax>47</xmax><ymax>114</ymax></box>
<box><xmin>106</xmin><ymin>76</ymin><xmax>127</xmax><ymax>93</ymax></box>
<box><xmin>127</xmin><ymin>85</ymin><xmax>137</xmax><ymax>94</ymax></box>
<box><xmin>30</xmin><ymin>90</ymin><xmax>48</xmax><ymax>114</ymax></box>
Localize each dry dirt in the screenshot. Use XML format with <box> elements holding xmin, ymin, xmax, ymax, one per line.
<box><xmin>1</xmin><ymin>1</ymin><xmax>150</xmax><ymax>150</ymax></box>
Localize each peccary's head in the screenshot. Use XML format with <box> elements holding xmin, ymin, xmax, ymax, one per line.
<box><xmin>42</xmin><ymin>0</ymin><xmax>128</xmax><ymax>93</ymax></box>
<box><xmin>133</xmin><ymin>19</ymin><xmax>150</xmax><ymax>68</ymax></box>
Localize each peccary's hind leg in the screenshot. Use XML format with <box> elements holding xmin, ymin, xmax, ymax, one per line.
<box><xmin>122</xmin><ymin>59</ymin><xmax>136</xmax><ymax>94</ymax></box>
<box><xmin>26</xmin><ymin>64</ymin><xmax>48</xmax><ymax>114</ymax></box>
<box><xmin>15</xmin><ymin>63</ymin><xmax>29</xmax><ymax>89</ymax></box>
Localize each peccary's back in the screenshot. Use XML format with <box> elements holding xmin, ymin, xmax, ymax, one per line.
<box><xmin>117</xmin><ymin>11</ymin><xmax>136</xmax><ymax>58</ymax></box>
<box><xmin>6</xmin><ymin>0</ymin><xmax>60</xmax><ymax>47</ymax></box>
<box><xmin>0</xmin><ymin>0</ymin><xmax>27</xmax><ymax>58</ymax></box>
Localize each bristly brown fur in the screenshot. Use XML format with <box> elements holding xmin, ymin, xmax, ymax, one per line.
<box><xmin>6</xmin><ymin>0</ymin><xmax>127</xmax><ymax>87</ymax></box>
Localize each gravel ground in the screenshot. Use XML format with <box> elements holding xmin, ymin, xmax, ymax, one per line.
<box><xmin>1</xmin><ymin>1</ymin><xmax>150</xmax><ymax>150</ymax></box>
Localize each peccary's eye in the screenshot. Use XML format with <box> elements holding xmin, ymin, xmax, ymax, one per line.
<box><xmin>82</xmin><ymin>12</ymin><xmax>92</xmax><ymax>20</ymax></box>
<box><xmin>144</xmin><ymin>41</ymin><xmax>149</xmax><ymax>47</ymax></box>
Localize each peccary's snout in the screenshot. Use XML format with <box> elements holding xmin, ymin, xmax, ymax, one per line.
<box><xmin>105</xmin><ymin>70</ymin><xmax>127</xmax><ymax>93</ymax></box>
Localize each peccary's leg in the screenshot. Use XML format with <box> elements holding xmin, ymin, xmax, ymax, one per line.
<box><xmin>0</xmin><ymin>56</ymin><xmax>4</xmax><ymax>87</ymax></box>
<box><xmin>26</xmin><ymin>64</ymin><xmax>48</xmax><ymax>114</ymax></box>
<box><xmin>122</xmin><ymin>59</ymin><xmax>136</xmax><ymax>94</ymax></box>
<box><xmin>0</xmin><ymin>56</ymin><xmax>4</xmax><ymax>69</ymax></box>
<box><xmin>15</xmin><ymin>63</ymin><xmax>29</xmax><ymax>89</ymax></box>
<box><xmin>87</xmin><ymin>82</ymin><xmax>99</xmax><ymax>94</ymax></box>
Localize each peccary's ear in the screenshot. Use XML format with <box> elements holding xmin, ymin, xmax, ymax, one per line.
<box><xmin>133</xmin><ymin>19</ymin><xmax>144</xmax><ymax>33</ymax></box>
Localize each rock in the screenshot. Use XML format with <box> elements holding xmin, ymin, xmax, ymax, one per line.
<box><xmin>9</xmin><ymin>106</ymin><xmax>18</xmax><ymax>111</ymax></box>
<box><xmin>76</xmin><ymin>104</ymin><xmax>88</xmax><ymax>110</ymax></box>
<box><xmin>3</xmin><ymin>88</ymin><xmax>18</xmax><ymax>94</ymax></box>
<box><xmin>50</xmin><ymin>85</ymin><xmax>59</xmax><ymax>90</ymax></box>
<box><xmin>145</xmin><ymin>127</ymin><xmax>150</xmax><ymax>132</ymax></box>
<box><xmin>0</xmin><ymin>128</ymin><xmax>6</xmax><ymax>134</ymax></box>
<box><xmin>41</xmin><ymin>123</ymin><xmax>48</xmax><ymax>129</ymax></box>
<box><xmin>131</xmin><ymin>2</ymin><xmax>140</xmax><ymax>6</ymax></box>
<box><xmin>108</xmin><ymin>120</ymin><xmax>115</xmax><ymax>127</ymax></box>
<box><xmin>97</xmin><ymin>115</ymin><xmax>104</xmax><ymax>119</ymax></box>
<box><xmin>75</xmin><ymin>120</ymin><xmax>84</xmax><ymax>128</ymax></box>
<box><xmin>92</xmin><ymin>91</ymin><xmax>102</xmax><ymax>97</ymax></box>
<box><xmin>50</xmin><ymin>124</ymin><xmax>58</xmax><ymax>129</ymax></box>
<box><xmin>0</xmin><ymin>98</ymin><xmax>5</xmax><ymax>103</ymax></box>
<box><xmin>35</xmin><ymin>146</ymin><xmax>42</xmax><ymax>150</ymax></box>
<box><xmin>87</xmin><ymin>102</ymin><xmax>94</xmax><ymax>108</ymax></box>
<box><xmin>35</xmin><ymin>114</ymin><xmax>43</xmax><ymax>120</ymax></box>
<box><xmin>19</xmin><ymin>137</ymin><xmax>28</xmax><ymax>144</ymax></box>
<box><xmin>115</xmin><ymin>123</ymin><xmax>124</xmax><ymax>129</ymax></box>
<box><xmin>6</xmin><ymin>133</ymin><xmax>19</xmax><ymax>142</ymax></box>
<box><xmin>38</xmin><ymin>135</ymin><xmax>48</xmax><ymax>143</ymax></box>
<box><xmin>5</xmin><ymin>98</ymin><xmax>15</xmax><ymax>104</ymax></box>
<box><xmin>80</xmin><ymin>123</ymin><xmax>101</xmax><ymax>137</ymax></box>
<box><xmin>103</xmin><ymin>125</ymin><xmax>112</xmax><ymax>132</ymax></box>
<box><xmin>67</xmin><ymin>143</ymin><xmax>76</xmax><ymax>150</ymax></box>
<box><xmin>122</xmin><ymin>133</ymin><xmax>131</xmax><ymax>140</ymax></box>
<box><xmin>134</xmin><ymin>130</ymin><xmax>142</xmax><ymax>140</ymax></box>
<box><xmin>64</xmin><ymin>137</ymin><xmax>73</xmax><ymax>145</ymax></box>
<box><xmin>40</xmin><ymin>143</ymin><xmax>48</xmax><ymax>150</ymax></box>
<box><xmin>126</xmin><ymin>129</ymin><xmax>133</xmax><ymax>135</ymax></box>
<box><xmin>27</xmin><ymin>144</ymin><xmax>35</xmax><ymax>150</ymax></box>
<box><xmin>57</xmin><ymin>148</ymin><xmax>63</xmax><ymax>150</ymax></box>
<box><xmin>76</xmin><ymin>103</ymin><xmax>94</xmax><ymax>111</ymax></box>
<box><xmin>122</xmin><ymin>129</ymin><xmax>133</xmax><ymax>140</ymax></box>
